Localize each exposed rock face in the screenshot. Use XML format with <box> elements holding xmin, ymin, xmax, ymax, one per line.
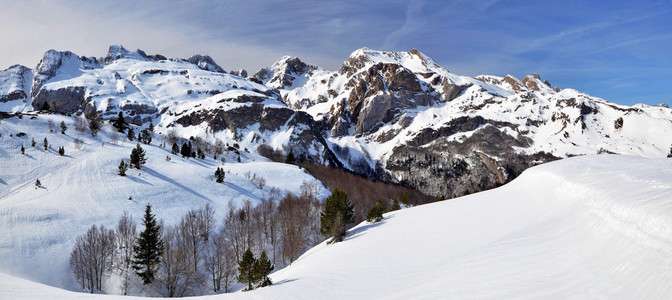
<box><xmin>187</xmin><ymin>54</ymin><xmax>225</xmax><ymax>73</ymax></box>
<box><xmin>3</xmin><ymin>45</ymin><xmax>671</xmax><ymax>199</ymax></box>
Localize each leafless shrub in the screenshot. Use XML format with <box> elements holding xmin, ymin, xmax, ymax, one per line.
<box><xmin>74</xmin><ymin>116</ymin><xmax>88</xmax><ymax>133</ymax></box>
<box><xmin>47</xmin><ymin>118</ymin><xmax>56</xmax><ymax>132</ymax></box>
<box><xmin>73</xmin><ymin>137</ymin><xmax>84</xmax><ymax>150</ymax></box>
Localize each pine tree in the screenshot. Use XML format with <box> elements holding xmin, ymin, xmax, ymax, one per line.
<box><xmin>140</xmin><ymin>129</ymin><xmax>152</xmax><ymax>144</ymax></box>
<box><xmin>215</xmin><ymin>167</ymin><xmax>225</xmax><ymax>183</ymax></box>
<box><xmin>320</xmin><ymin>188</ymin><xmax>355</xmax><ymax>243</ymax></box>
<box><xmin>21</xmin><ymin>145</ymin><xmax>25</xmax><ymax>155</ymax></box>
<box><xmin>366</xmin><ymin>201</ymin><xmax>386</xmax><ymax>223</ymax></box>
<box><xmin>391</xmin><ymin>199</ymin><xmax>401</xmax><ymax>211</ymax></box>
<box><xmin>31</xmin><ymin>138</ymin><xmax>36</xmax><ymax>147</ymax></box>
<box><xmin>39</xmin><ymin>101</ymin><xmax>50</xmax><ymax>112</ymax></box>
<box><xmin>237</xmin><ymin>248</ymin><xmax>256</xmax><ymax>291</ymax></box>
<box><xmin>43</xmin><ymin>137</ymin><xmax>48</xmax><ymax>150</ymax></box>
<box><xmin>180</xmin><ymin>142</ymin><xmax>191</xmax><ymax>158</ymax></box>
<box><xmin>148</xmin><ymin>123</ymin><xmax>154</xmax><ymax>132</ymax></box>
<box><xmin>171</xmin><ymin>143</ymin><xmax>179</xmax><ymax>155</ymax></box>
<box><xmin>285</xmin><ymin>150</ymin><xmax>296</xmax><ymax>164</ymax></box>
<box><xmin>35</xmin><ymin>179</ymin><xmax>41</xmax><ymax>188</ymax></box>
<box><xmin>114</xmin><ymin>112</ymin><xmax>126</xmax><ymax>132</ymax></box>
<box><xmin>118</xmin><ymin>160</ymin><xmax>128</xmax><ymax>176</ymax></box>
<box><xmin>253</xmin><ymin>250</ymin><xmax>273</xmax><ymax>287</ymax></box>
<box><xmin>58</xmin><ymin>146</ymin><xmax>65</xmax><ymax>156</ymax></box>
<box><xmin>127</xmin><ymin>127</ymin><xmax>135</xmax><ymax>141</ymax></box>
<box><xmin>400</xmin><ymin>191</ymin><xmax>411</xmax><ymax>206</ymax></box>
<box><xmin>668</xmin><ymin>145</ymin><xmax>672</xmax><ymax>158</ymax></box>
<box><xmin>133</xmin><ymin>204</ymin><xmax>164</xmax><ymax>285</ymax></box>
<box><xmin>130</xmin><ymin>143</ymin><xmax>147</xmax><ymax>169</ymax></box>
<box><xmin>60</xmin><ymin>121</ymin><xmax>67</xmax><ymax>134</ymax></box>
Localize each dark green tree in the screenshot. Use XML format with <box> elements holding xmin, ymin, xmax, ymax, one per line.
<box><xmin>284</xmin><ymin>150</ymin><xmax>295</xmax><ymax>164</ymax></box>
<box><xmin>118</xmin><ymin>160</ymin><xmax>128</xmax><ymax>176</ymax></box>
<box><xmin>31</xmin><ymin>138</ymin><xmax>36</xmax><ymax>147</ymax></box>
<box><xmin>39</xmin><ymin>101</ymin><xmax>50</xmax><ymax>112</ymax></box>
<box><xmin>127</xmin><ymin>127</ymin><xmax>135</xmax><ymax>141</ymax></box>
<box><xmin>214</xmin><ymin>167</ymin><xmax>225</xmax><ymax>183</ymax></box>
<box><xmin>43</xmin><ymin>137</ymin><xmax>48</xmax><ymax>150</ymax></box>
<box><xmin>171</xmin><ymin>143</ymin><xmax>179</xmax><ymax>155</ymax></box>
<box><xmin>140</xmin><ymin>129</ymin><xmax>152</xmax><ymax>144</ymax></box>
<box><xmin>237</xmin><ymin>248</ymin><xmax>256</xmax><ymax>291</ymax></box>
<box><xmin>253</xmin><ymin>250</ymin><xmax>273</xmax><ymax>287</ymax></box>
<box><xmin>130</xmin><ymin>143</ymin><xmax>147</xmax><ymax>169</ymax></box>
<box><xmin>58</xmin><ymin>146</ymin><xmax>65</xmax><ymax>156</ymax></box>
<box><xmin>180</xmin><ymin>142</ymin><xmax>191</xmax><ymax>158</ymax></box>
<box><xmin>114</xmin><ymin>112</ymin><xmax>126</xmax><ymax>132</ymax></box>
<box><xmin>668</xmin><ymin>145</ymin><xmax>672</xmax><ymax>158</ymax></box>
<box><xmin>133</xmin><ymin>204</ymin><xmax>164</xmax><ymax>285</ymax></box>
<box><xmin>391</xmin><ymin>199</ymin><xmax>401</xmax><ymax>211</ymax></box>
<box><xmin>21</xmin><ymin>145</ymin><xmax>25</xmax><ymax>155</ymax></box>
<box><xmin>320</xmin><ymin>188</ymin><xmax>355</xmax><ymax>243</ymax></box>
<box><xmin>400</xmin><ymin>191</ymin><xmax>411</xmax><ymax>206</ymax></box>
<box><xmin>35</xmin><ymin>179</ymin><xmax>41</xmax><ymax>188</ymax></box>
<box><xmin>148</xmin><ymin>123</ymin><xmax>154</xmax><ymax>132</ymax></box>
<box><xmin>366</xmin><ymin>201</ymin><xmax>386</xmax><ymax>223</ymax></box>
<box><xmin>60</xmin><ymin>121</ymin><xmax>67</xmax><ymax>134</ymax></box>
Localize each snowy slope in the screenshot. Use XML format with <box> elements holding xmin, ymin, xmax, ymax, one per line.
<box><xmin>0</xmin><ymin>114</ymin><xmax>328</xmax><ymax>291</ymax></box>
<box><xmin>3</xmin><ymin>153</ymin><xmax>672</xmax><ymax>299</ymax></box>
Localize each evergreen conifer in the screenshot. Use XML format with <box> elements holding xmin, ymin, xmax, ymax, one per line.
<box><xmin>366</xmin><ymin>201</ymin><xmax>386</xmax><ymax>223</ymax></box>
<box><xmin>285</xmin><ymin>150</ymin><xmax>296</xmax><ymax>164</ymax></box>
<box><xmin>21</xmin><ymin>145</ymin><xmax>25</xmax><ymax>155</ymax></box>
<box><xmin>127</xmin><ymin>128</ymin><xmax>135</xmax><ymax>141</ymax></box>
<box><xmin>130</xmin><ymin>143</ymin><xmax>147</xmax><ymax>169</ymax></box>
<box><xmin>320</xmin><ymin>188</ymin><xmax>355</xmax><ymax>243</ymax></box>
<box><xmin>39</xmin><ymin>101</ymin><xmax>50</xmax><ymax>112</ymax></box>
<box><xmin>237</xmin><ymin>248</ymin><xmax>256</xmax><ymax>291</ymax></box>
<box><xmin>118</xmin><ymin>160</ymin><xmax>128</xmax><ymax>176</ymax></box>
<box><xmin>43</xmin><ymin>137</ymin><xmax>48</xmax><ymax>150</ymax></box>
<box><xmin>253</xmin><ymin>250</ymin><xmax>273</xmax><ymax>287</ymax></box>
<box><xmin>60</xmin><ymin>121</ymin><xmax>67</xmax><ymax>134</ymax></box>
<box><xmin>133</xmin><ymin>204</ymin><xmax>164</xmax><ymax>285</ymax></box>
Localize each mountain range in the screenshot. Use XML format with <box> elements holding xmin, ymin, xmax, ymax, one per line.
<box><xmin>2</xmin><ymin>45</ymin><xmax>671</xmax><ymax>197</ymax></box>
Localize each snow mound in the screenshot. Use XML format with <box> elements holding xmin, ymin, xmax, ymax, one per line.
<box><xmin>2</xmin><ymin>154</ymin><xmax>672</xmax><ymax>299</ymax></box>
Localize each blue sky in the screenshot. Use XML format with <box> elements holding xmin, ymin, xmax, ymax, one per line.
<box><xmin>0</xmin><ymin>0</ymin><xmax>670</xmax><ymax>105</ymax></box>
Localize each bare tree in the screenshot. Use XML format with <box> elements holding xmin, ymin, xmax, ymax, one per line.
<box><xmin>255</xmin><ymin>189</ymin><xmax>280</xmax><ymax>264</ymax></box>
<box><xmin>213</xmin><ymin>139</ymin><xmax>225</xmax><ymax>158</ymax></box>
<box><xmin>276</xmin><ymin>193</ymin><xmax>313</xmax><ymax>264</ymax></box>
<box><xmin>158</xmin><ymin>222</ymin><xmax>206</xmax><ymax>297</ymax></box>
<box><xmin>109</xmin><ymin>131</ymin><xmax>121</xmax><ymax>145</ymax></box>
<box><xmin>74</xmin><ymin>116</ymin><xmax>88</xmax><ymax>133</ymax></box>
<box><xmin>165</xmin><ymin>129</ymin><xmax>179</xmax><ymax>144</ymax></box>
<box><xmin>222</xmin><ymin>200</ymin><xmax>256</xmax><ymax>262</ymax></box>
<box><xmin>73</xmin><ymin>137</ymin><xmax>84</xmax><ymax>150</ymax></box>
<box><xmin>115</xmin><ymin>212</ymin><xmax>136</xmax><ymax>295</ymax></box>
<box><xmin>69</xmin><ymin>224</ymin><xmax>116</xmax><ymax>293</ymax></box>
<box><xmin>204</xmin><ymin>230</ymin><xmax>237</xmax><ymax>293</ymax></box>
<box><xmin>47</xmin><ymin>118</ymin><xmax>56</xmax><ymax>132</ymax></box>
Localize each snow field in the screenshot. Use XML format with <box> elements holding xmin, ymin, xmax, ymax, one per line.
<box><xmin>0</xmin><ymin>114</ymin><xmax>327</xmax><ymax>291</ymax></box>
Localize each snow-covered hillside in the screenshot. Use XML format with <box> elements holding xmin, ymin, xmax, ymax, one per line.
<box><xmin>0</xmin><ymin>114</ymin><xmax>328</xmax><ymax>291</ymax></box>
<box><xmin>3</xmin><ymin>154</ymin><xmax>672</xmax><ymax>299</ymax></box>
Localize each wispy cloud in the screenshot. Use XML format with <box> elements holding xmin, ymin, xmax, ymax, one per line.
<box><xmin>382</xmin><ymin>0</ymin><xmax>427</xmax><ymax>50</ymax></box>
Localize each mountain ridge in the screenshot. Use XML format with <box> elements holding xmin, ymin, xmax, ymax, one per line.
<box><xmin>2</xmin><ymin>45</ymin><xmax>671</xmax><ymax>197</ymax></box>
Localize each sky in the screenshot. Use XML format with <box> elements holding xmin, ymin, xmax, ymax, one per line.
<box><xmin>0</xmin><ymin>0</ymin><xmax>670</xmax><ymax>106</ymax></box>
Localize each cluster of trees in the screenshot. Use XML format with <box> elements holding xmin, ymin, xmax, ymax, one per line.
<box><xmin>69</xmin><ymin>181</ymin><xmax>340</xmax><ymax>296</ymax></box>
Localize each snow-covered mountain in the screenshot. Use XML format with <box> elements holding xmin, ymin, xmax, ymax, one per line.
<box><xmin>2</xmin><ymin>45</ymin><xmax>672</xmax><ymax>197</ymax></box>
<box><xmin>3</xmin><ymin>154</ymin><xmax>672</xmax><ymax>299</ymax></box>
